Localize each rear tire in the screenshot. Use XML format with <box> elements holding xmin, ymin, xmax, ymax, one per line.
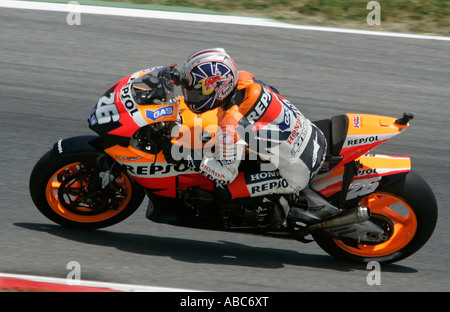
<box><xmin>313</xmin><ymin>171</ymin><xmax>438</xmax><ymax>264</ymax></box>
<box><xmin>29</xmin><ymin>150</ymin><xmax>145</xmax><ymax>230</ymax></box>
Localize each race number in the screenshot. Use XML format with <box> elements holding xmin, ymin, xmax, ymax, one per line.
<box><xmin>346</xmin><ymin>176</ymin><xmax>381</xmax><ymax>200</ymax></box>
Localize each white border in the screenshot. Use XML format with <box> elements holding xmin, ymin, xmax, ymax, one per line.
<box><xmin>1</xmin><ymin>0</ymin><xmax>449</xmax><ymax>41</ymax></box>
<box><xmin>0</xmin><ymin>0</ymin><xmax>448</xmax><ymax>292</ymax></box>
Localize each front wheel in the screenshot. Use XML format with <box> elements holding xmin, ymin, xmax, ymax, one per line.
<box><xmin>29</xmin><ymin>150</ymin><xmax>145</xmax><ymax>229</ymax></box>
<box><xmin>313</xmin><ymin>171</ymin><xmax>438</xmax><ymax>264</ymax></box>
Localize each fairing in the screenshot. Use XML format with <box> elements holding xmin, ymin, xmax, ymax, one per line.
<box><xmin>337</xmin><ymin>113</ymin><xmax>409</xmax><ymax>167</ymax></box>
<box><xmin>89</xmin><ymin>69</ymin><xmax>413</xmax><ymax>200</ymax></box>
<box><xmin>312</xmin><ymin>154</ymin><xmax>411</xmax><ymax>199</ymax></box>
<box><xmin>312</xmin><ymin>113</ymin><xmax>412</xmax><ymax>199</ymax></box>
<box><xmin>88</xmin><ymin>66</ymin><xmax>180</xmax><ymax>139</ymax></box>
<box><xmin>96</xmin><ymin>97</ymin><xmax>220</xmax><ymax>197</ymax></box>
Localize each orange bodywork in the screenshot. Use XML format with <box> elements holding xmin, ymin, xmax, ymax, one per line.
<box><xmin>338</xmin><ymin>113</ymin><xmax>409</xmax><ymax>167</ymax></box>
<box><xmin>175</xmin><ymin>99</ymin><xmax>221</xmax><ymax>152</ymax></box>
<box><xmin>312</xmin><ymin>113</ymin><xmax>411</xmax><ymax>198</ymax></box>
<box><xmin>105</xmin><ymin>100</ymin><xmax>413</xmax><ymax>199</ymax></box>
<box><xmin>103</xmin><ymin>98</ymin><xmax>220</xmax><ymax>197</ymax></box>
<box><xmin>312</xmin><ymin>154</ymin><xmax>411</xmax><ymax>198</ymax></box>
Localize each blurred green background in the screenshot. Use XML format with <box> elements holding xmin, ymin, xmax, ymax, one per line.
<box><xmin>104</xmin><ymin>0</ymin><xmax>449</xmax><ymax>36</ymax></box>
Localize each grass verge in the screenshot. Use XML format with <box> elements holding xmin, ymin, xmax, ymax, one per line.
<box><xmin>103</xmin><ymin>0</ymin><xmax>449</xmax><ymax>36</ymax></box>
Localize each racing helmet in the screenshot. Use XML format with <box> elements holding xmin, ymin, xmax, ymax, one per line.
<box><xmin>131</xmin><ymin>66</ymin><xmax>176</xmax><ymax>105</ymax></box>
<box><xmin>180</xmin><ymin>48</ymin><xmax>239</xmax><ymax>114</ymax></box>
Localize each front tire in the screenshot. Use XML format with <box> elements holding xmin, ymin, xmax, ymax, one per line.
<box><xmin>313</xmin><ymin>171</ymin><xmax>438</xmax><ymax>264</ymax></box>
<box><xmin>29</xmin><ymin>150</ymin><xmax>145</xmax><ymax>230</ymax></box>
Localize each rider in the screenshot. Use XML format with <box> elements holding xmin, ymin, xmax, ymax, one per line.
<box><xmin>166</xmin><ymin>48</ymin><xmax>327</xmax><ymax>227</ymax></box>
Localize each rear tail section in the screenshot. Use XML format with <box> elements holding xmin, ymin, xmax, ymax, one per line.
<box><xmin>312</xmin><ymin>113</ymin><xmax>413</xmax><ymax>202</ymax></box>
<box><xmin>312</xmin><ymin>154</ymin><xmax>411</xmax><ymax>200</ymax></box>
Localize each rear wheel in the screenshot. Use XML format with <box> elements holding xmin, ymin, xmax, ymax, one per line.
<box><xmin>30</xmin><ymin>150</ymin><xmax>145</xmax><ymax>229</ymax></box>
<box><xmin>313</xmin><ymin>171</ymin><xmax>437</xmax><ymax>264</ymax></box>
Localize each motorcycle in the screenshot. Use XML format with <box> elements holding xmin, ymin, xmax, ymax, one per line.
<box><xmin>29</xmin><ymin>66</ymin><xmax>438</xmax><ymax>264</ymax></box>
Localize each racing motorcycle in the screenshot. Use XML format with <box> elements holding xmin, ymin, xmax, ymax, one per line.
<box><xmin>29</xmin><ymin>66</ymin><xmax>438</xmax><ymax>264</ymax></box>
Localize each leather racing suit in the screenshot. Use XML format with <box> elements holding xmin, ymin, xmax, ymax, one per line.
<box><xmin>193</xmin><ymin>71</ymin><xmax>327</xmax><ymax>201</ymax></box>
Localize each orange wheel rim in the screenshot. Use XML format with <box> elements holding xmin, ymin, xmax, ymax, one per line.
<box><xmin>334</xmin><ymin>193</ymin><xmax>417</xmax><ymax>257</ymax></box>
<box><xmin>45</xmin><ymin>162</ymin><xmax>132</xmax><ymax>223</ymax></box>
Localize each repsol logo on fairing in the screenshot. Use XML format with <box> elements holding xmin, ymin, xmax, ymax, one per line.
<box><xmin>246</xmin><ymin>87</ymin><xmax>272</xmax><ymax>124</ymax></box>
<box><xmin>346</xmin><ymin>135</ymin><xmax>379</xmax><ymax>146</ymax></box>
<box><xmin>250</xmin><ymin>179</ymin><xmax>289</xmax><ymax>195</ymax></box>
<box><xmin>120</xmin><ymin>83</ymin><xmax>139</xmax><ymax>116</ymax></box>
<box><xmin>356</xmin><ymin>168</ymin><xmax>378</xmax><ymax>176</ymax></box>
<box><xmin>123</xmin><ymin>163</ymin><xmax>190</xmax><ymax>176</ymax></box>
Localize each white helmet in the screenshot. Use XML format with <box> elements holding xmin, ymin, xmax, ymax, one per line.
<box><xmin>180</xmin><ymin>48</ymin><xmax>239</xmax><ymax>113</ymax></box>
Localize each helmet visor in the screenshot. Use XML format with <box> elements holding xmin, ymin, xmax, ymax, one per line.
<box><xmin>183</xmin><ymin>86</ymin><xmax>209</xmax><ymax>105</ymax></box>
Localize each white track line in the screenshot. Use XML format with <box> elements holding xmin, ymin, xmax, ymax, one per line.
<box><xmin>1</xmin><ymin>0</ymin><xmax>449</xmax><ymax>41</ymax></box>
<box><xmin>0</xmin><ymin>272</ymin><xmax>201</xmax><ymax>292</ymax></box>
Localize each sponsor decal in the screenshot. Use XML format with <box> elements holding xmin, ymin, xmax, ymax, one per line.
<box><xmin>120</xmin><ymin>82</ymin><xmax>147</xmax><ymax>127</ymax></box>
<box><xmin>247</xmin><ymin>170</ymin><xmax>290</xmax><ymax>195</ymax></box>
<box><xmin>200</xmin><ymin>73</ymin><xmax>227</xmax><ymax>95</ymax></box>
<box><xmin>319</xmin><ymin>162</ymin><xmax>330</xmax><ymax>172</ymax></box>
<box><xmin>246</xmin><ymin>87</ymin><xmax>272</xmax><ymax>124</ymax></box>
<box><xmin>346</xmin><ymin>135</ymin><xmax>379</xmax><ymax>146</ymax></box>
<box><xmin>145</xmin><ymin>105</ymin><xmax>175</xmax><ymax>121</ymax></box>
<box><xmin>219</xmin><ymin>130</ymin><xmax>237</xmax><ymax>164</ymax></box>
<box><xmin>200</xmin><ymin>163</ymin><xmax>227</xmax><ymax>181</ymax></box>
<box><xmin>249</xmin><ymin>171</ymin><xmax>281</xmax><ymax>182</ymax></box>
<box><xmin>250</xmin><ymin>179</ymin><xmax>290</xmax><ymax>195</ymax></box>
<box><xmin>353</xmin><ymin>115</ymin><xmax>361</xmax><ymax>128</ymax></box>
<box><xmin>356</xmin><ymin>168</ymin><xmax>379</xmax><ymax>176</ymax></box>
<box><xmin>116</xmin><ymin>156</ymin><xmax>143</xmax><ymax>161</ymax></box>
<box><xmin>278</xmin><ymin>106</ymin><xmax>291</xmax><ymax>131</ymax></box>
<box><xmin>216</xmin><ymin>78</ymin><xmax>234</xmax><ymax>101</ymax></box>
<box><xmin>88</xmin><ymin>108</ymin><xmax>98</xmax><ymax>126</ymax></box>
<box><xmin>123</xmin><ymin>163</ymin><xmax>190</xmax><ymax>176</ymax></box>
<box><xmin>120</xmin><ymin>83</ymin><xmax>139</xmax><ymax>117</ymax></box>
<box><xmin>287</xmin><ymin>114</ymin><xmax>307</xmax><ymax>145</ymax></box>
<box><xmin>141</xmin><ymin>66</ymin><xmax>163</xmax><ymax>73</ymax></box>
<box><xmin>57</xmin><ymin>139</ymin><xmax>63</xmax><ymax>154</ymax></box>
<box><xmin>190</xmin><ymin>61</ymin><xmax>234</xmax><ymax>101</ymax></box>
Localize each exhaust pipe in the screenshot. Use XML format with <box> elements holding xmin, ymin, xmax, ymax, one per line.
<box><xmin>299</xmin><ymin>206</ymin><xmax>370</xmax><ymax>235</ymax></box>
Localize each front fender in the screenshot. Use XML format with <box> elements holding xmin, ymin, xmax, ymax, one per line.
<box><xmin>52</xmin><ymin>135</ymin><xmax>113</xmax><ymax>171</ymax></box>
<box><xmin>53</xmin><ymin>135</ymin><xmax>103</xmax><ymax>155</ymax></box>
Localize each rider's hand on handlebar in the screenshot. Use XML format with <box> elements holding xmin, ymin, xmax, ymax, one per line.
<box><xmin>169</xmin><ymin>64</ymin><xmax>181</xmax><ymax>86</ymax></box>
